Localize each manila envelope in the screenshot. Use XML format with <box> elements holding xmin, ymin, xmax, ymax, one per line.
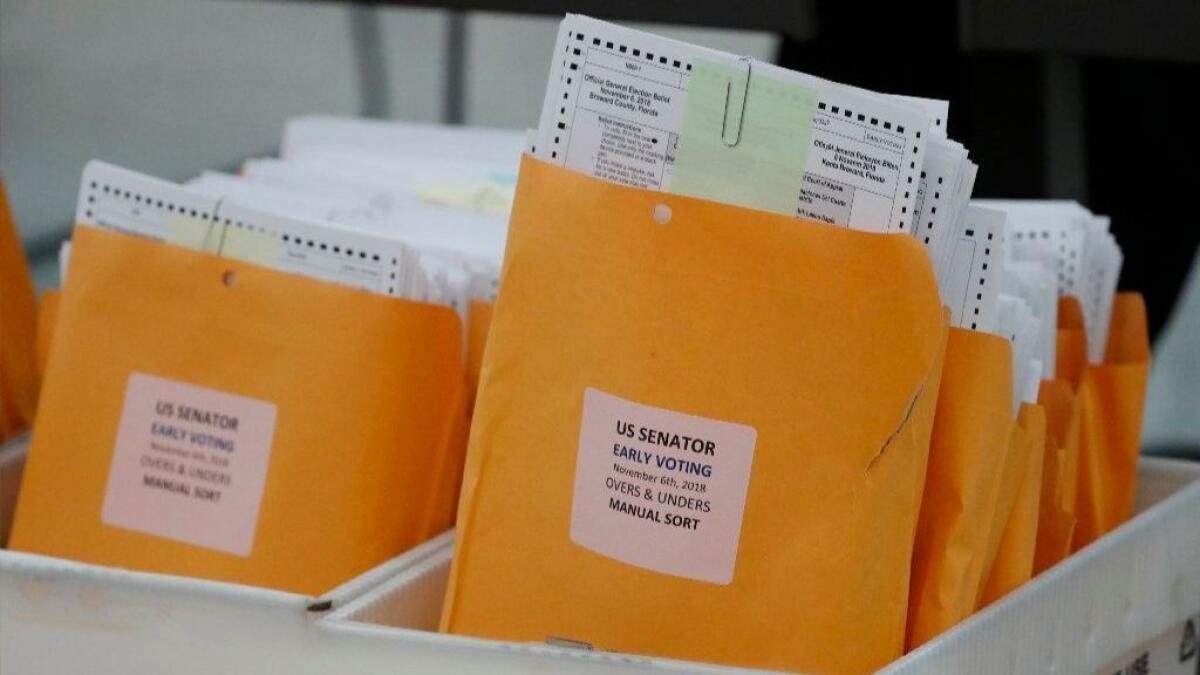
<box><xmin>975</xmin><ymin>402</ymin><xmax>1041</xmax><ymax>607</ymax></box>
<box><xmin>906</xmin><ymin>328</ymin><xmax>1013</xmax><ymax>650</ymax></box>
<box><xmin>0</xmin><ymin>181</ymin><xmax>40</xmax><ymax>442</ymax></box>
<box><xmin>442</xmin><ymin>157</ymin><xmax>948</xmax><ymax>674</ymax></box>
<box><xmin>420</xmin><ymin>298</ymin><xmax>493</xmax><ymax>537</ymax></box>
<box><xmin>1034</xmin><ymin>378</ymin><xmax>1081</xmax><ymax>572</ymax></box>
<box><xmin>979</xmin><ymin>403</ymin><xmax>1046</xmax><ymax>606</ymax></box>
<box><xmin>465</xmin><ymin>299</ymin><xmax>494</xmax><ymax>406</ymax></box>
<box><xmin>1056</xmin><ymin>297</ymin><xmax>1087</xmax><ymax>390</ymax></box>
<box><xmin>35</xmin><ymin>290</ymin><xmax>60</xmax><ymax>377</ymax></box>
<box><xmin>1030</xmin><ymin>297</ymin><xmax>1090</xmax><ymax>571</ymax></box>
<box><xmin>421</xmin><ymin>385</ymin><xmax>472</xmax><ymax>540</ymax></box>
<box><xmin>1072</xmin><ymin>293</ymin><xmax>1150</xmax><ymax>550</ymax></box>
<box><xmin>11</xmin><ymin>226</ymin><xmax>466</xmax><ymax>594</ymax></box>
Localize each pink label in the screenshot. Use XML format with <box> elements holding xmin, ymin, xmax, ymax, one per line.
<box><xmin>101</xmin><ymin>373</ymin><xmax>277</xmax><ymax>557</ymax></box>
<box><xmin>570</xmin><ymin>388</ymin><xmax>757</xmax><ymax>585</ymax></box>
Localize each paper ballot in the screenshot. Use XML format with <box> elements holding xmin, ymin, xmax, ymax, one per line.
<box><xmin>912</xmin><ymin>139</ymin><xmax>973</xmax><ymax>265</ymax></box>
<box><xmin>532</xmin><ymin>15</ymin><xmax>933</xmax><ymax>232</ymax></box>
<box><xmin>975</xmin><ymin>200</ymin><xmax>1123</xmax><ymax>362</ymax></box>
<box><xmin>75</xmin><ymin>161</ymin><xmax>437</xmax><ymax>305</ymax></box>
<box><xmin>216</xmin><ymin>155</ymin><xmax>511</xmax><ymax>268</ymax></box>
<box><xmin>938</xmin><ymin>205</ymin><xmax>1005</xmax><ymax>333</ymax></box>
<box><xmin>185</xmin><ymin>167</ymin><xmax>501</xmax><ymax>308</ymax></box>
<box><xmin>996</xmin><ymin>294</ymin><xmax>1043</xmax><ymax>413</ymax></box>
<box><xmin>1003</xmin><ymin>259</ymin><xmax>1059</xmax><ymax>379</ymax></box>
<box><xmin>74</xmin><ymin>116</ymin><xmax>528</xmax><ymax>313</ymax></box>
<box><xmin>887</xmin><ymin>95</ymin><xmax>948</xmax><ymax>137</ymax></box>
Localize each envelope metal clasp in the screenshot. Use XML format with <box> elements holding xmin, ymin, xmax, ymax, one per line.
<box><xmin>721</xmin><ymin>56</ymin><xmax>753</xmax><ymax>147</ymax></box>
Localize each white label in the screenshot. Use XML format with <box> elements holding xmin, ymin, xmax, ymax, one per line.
<box><xmin>101</xmin><ymin>373</ymin><xmax>277</xmax><ymax>556</ymax></box>
<box><xmin>570</xmin><ymin>388</ymin><xmax>756</xmax><ymax>585</ymax></box>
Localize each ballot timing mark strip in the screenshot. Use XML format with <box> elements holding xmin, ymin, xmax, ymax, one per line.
<box><xmin>80</xmin><ymin>170</ymin><xmax>409</xmax><ymax>297</ymax></box>
<box><xmin>552</xmin><ymin>26</ymin><xmax>925</xmax><ymax>232</ymax></box>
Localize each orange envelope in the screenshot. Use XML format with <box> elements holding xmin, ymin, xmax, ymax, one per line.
<box><xmin>420</xmin><ymin>386</ymin><xmax>473</xmax><ymax>541</ymax></box>
<box><xmin>1028</xmin><ymin>296</ymin><xmax>1091</xmax><ymax>572</ymax></box>
<box><xmin>1056</xmin><ymin>297</ymin><xmax>1087</xmax><ymax>389</ymax></box>
<box><xmin>34</xmin><ymin>290</ymin><xmax>60</xmax><ymax>376</ymax></box>
<box><xmin>0</xmin><ymin>180</ymin><xmax>40</xmax><ymax>442</ymax></box>
<box><xmin>443</xmin><ymin>158</ymin><xmax>947</xmax><ymax>674</ymax></box>
<box><xmin>11</xmin><ymin>226</ymin><xmax>466</xmax><ymax>594</ymax></box>
<box><xmin>424</xmin><ymin>298</ymin><xmax>495</xmax><ymax>538</ymax></box>
<box><xmin>1072</xmin><ymin>293</ymin><xmax>1149</xmax><ymax>550</ymax></box>
<box><xmin>976</xmin><ymin>403</ymin><xmax>1038</xmax><ymax>606</ymax></box>
<box><xmin>906</xmin><ymin>328</ymin><xmax>1013</xmax><ymax>650</ymax></box>
<box><xmin>1033</xmin><ymin>378</ymin><xmax>1081</xmax><ymax>572</ymax></box>
<box><xmin>979</xmin><ymin>403</ymin><xmax>1046</xmax><ymax>606</ymax></box>
<box><xmin>465</xmin><ymin>299</ymin><xmax>494</xmax><ymax>406</ymax></box>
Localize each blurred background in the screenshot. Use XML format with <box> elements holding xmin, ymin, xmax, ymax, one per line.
<box><xmin>1</xmin><ymin>0</ymin><xmax>1197</xmax><ymax>456</ymax></box>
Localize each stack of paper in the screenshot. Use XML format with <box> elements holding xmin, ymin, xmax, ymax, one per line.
<box><xmin>529</xmin><ymin>15</ymin><xmax>933</xmax><ymax>233</ymax></box>
<box><xmin>524</xmin><ymin>16</ymin><xmax>1126</xmax><ymax>418</ymax></box>
<box><xmin>528</xmin><ymin>17</ymin><xmax>988</xmax><ymax>327</ymax></box>
<box><xmin>67</xmin><ymin>119</ymin><xmax>526</xmax><ymax>320</ymax></box>
<box><xmin>65</xmin><ymin>17</ymin><xmax>1125</xmax><ymax>423</ymax></box>
<box><xmin>976</xmin><ymin>201</ymin><xmax>1123</xmax><ymax>360</ymax></box>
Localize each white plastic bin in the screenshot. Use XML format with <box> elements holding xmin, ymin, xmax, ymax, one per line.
<box><xmin>318</xmin><ymin>457</ymin><xmax>1200</xmax><ymax>674</ymax></box>
<box><xmin>5</xmin><ymin>424</ymin><xmax>1197</xmax><ymax>673</ymax></box>
<box><xmin>883</xmin><ymin>457</ymin><xmax>1200</xmax><ymax>674</ymax></box>
<box><xmin>0</xmin><ymin>434</ymin><xmax>452</xmax><ymax>674</ymax></box>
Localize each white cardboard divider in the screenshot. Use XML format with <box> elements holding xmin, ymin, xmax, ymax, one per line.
<box><xmin>0</xmin><ymin>434</ymin><xmax>452</xmax><ymax>674</ymax></box>
<box><xmin>320</xmin><ymin>457</ymin><xmax>1200</xmax><ymax>674</ymax></box>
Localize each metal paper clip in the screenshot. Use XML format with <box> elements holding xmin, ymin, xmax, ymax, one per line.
<box><xmin>721</xmin><ymin>56</ymin><xmax>753</xmax><ymax>147</ymax></box>
<box><xmin>209</xmin><ymin>196</ymin><xmax>229</xmax><ymax>256</ymax></box>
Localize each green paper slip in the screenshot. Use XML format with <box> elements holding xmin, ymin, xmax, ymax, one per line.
<box><xmin>165</xmin><ymin>214</ymin><xmax>278</xmax><ymax>268</ymax></box>
<box><xmin>671</xmin><ymin>58</ymin><xmax>817</xmax><ymax>216</ymax></box>
<box><xmin>166</xmin><ymin>215</ymin><xmax>222</xmax><ymax>252</ymax></box>
<box><xmin>220</xmin><ymin>225</ymin><xmax>280</xmax><ymax>269</ymax></box>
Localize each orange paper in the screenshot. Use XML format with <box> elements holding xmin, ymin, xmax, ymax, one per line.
<box><xmin>422</xmin><ymin>298</ymin><xmax>495</xmax><ymax>537</ymax></box>
<box><xmin>1055</xmin><ymin>297</ymin><xmax>1087</xmax><ymax>389</ymax></box>
<box><xmin>34</xmin><ymin>290</ymin><xmax>60</xmax><ymax>377</ymax></box>
<box><xmin>420</xmin><ymin>385</ymin><xmax>472</xmax><ymax>541</ymax></box>
<box><xmin>1033</xmin><ymin>378</ymin><xmax>1081</xmax><ymax>572</ymax></box>
<box><xmin>11</xmin><ymin>226</ymin><xmax>466</xmax><ymax>594</ymax></box>
<box><xmin>980</xmin><ymin>403</ymin><xmax>1046</xmax><ymax>606</ymax></box>
<box><xmin>907</xmin><ymin>327</ymin><xmax>1013</xmax><ymax>649</ymax></box>
<box><xmin>465</xmin><ymin>299</ymin><xmax>494</xmax><ymax>406</ymax></box>
<box><xmin>976</xmin><ymin>403</ymin><xmax>1039</xmax><ymax>607</ymax></box>
<box><xmin>0</xmin><ymin>181</ymin><xmax>40</xmax><ymax>442</ymax></box>
<box><xmin>443</xmin><ymin>158</ymin><xmax>947</xmax><ymax>674</ymax></box>
<box><xmin>1072</xmin><ymin>293</ymin><xmax>1149</xmax><ymax>550</ymax></box>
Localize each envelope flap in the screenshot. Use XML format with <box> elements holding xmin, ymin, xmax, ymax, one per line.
<box><xmin>1103</xmin><ymin>292</ymin><xmax>1150</xmax><ymax>365</ymax></box>
<box><xmin>938</xmin><ymin>328</ymin><xmax>1015</xmax><ymax>416</ymax></box>
<box><xmin>501</xmin><ymin>157</ymin><xmax>947</xmax><ymax>438</ymax></box>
